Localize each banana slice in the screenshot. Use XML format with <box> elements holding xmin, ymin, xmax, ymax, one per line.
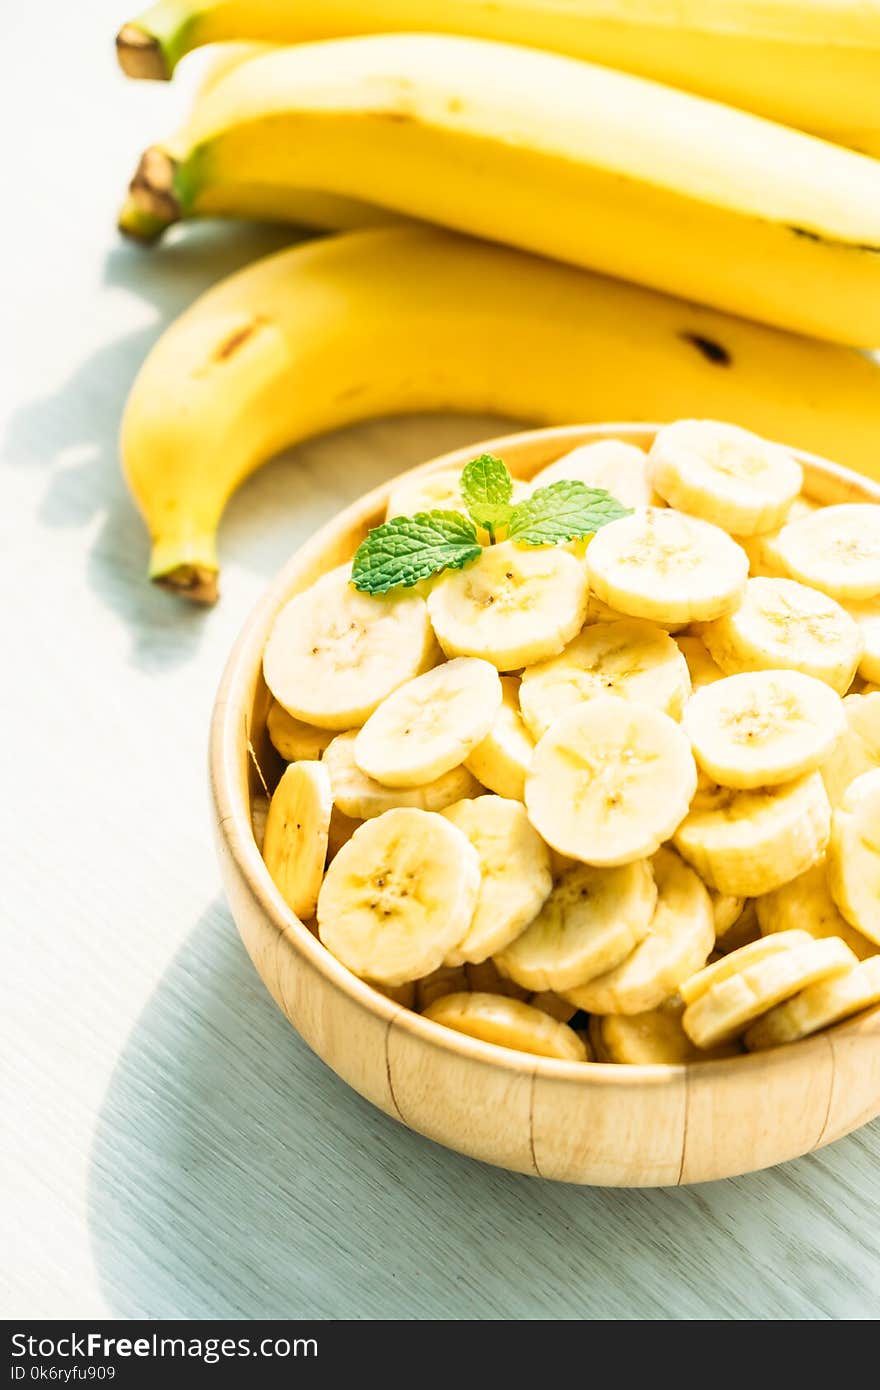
<box><xmin>683</xmin><ymin>670</ymin><xmax>844</xmax><ymax>790</ymax></box>
<box><xmin>710</xmin><ymin>890</ymin><xmax>746</xmax><ymax>937</ymax></box>
<box><xmin>427</xmin><ymin>539</ymin><xmax>589</xmax><ymax>670</ymax></box>
<box><xmin>745</xmin><ymin>956</ymin><xmax>880</xmax><ymax>1050</ymax></box>
<box><xmin>844</xmin><ymin>596</ymin><xmax>880</xmax><ymax>685</ymax></box>
<box><xmin>827</xmin><ymin>769</ymin><xmax>880</xmax><ymax>945</ymax></box>
<box><xmin>673</xmin><ymin>772</ymin><xmax>831</xmax><ymax>897</ymax></box>
<box><xmin>441</xmin><ymin>795</ymin><xmax>552</xmax><ymax>965</ymax></box>
<box><xmin>762</xmin><ymin>504</ymin><xmax>880</xmax><ymax>601</ymax></box>
<box><xmin>354</xmin><ymin>657</ymin><xmax>501</xmax><ymax>787</ymax></box>
<box><xmin>531</xmin><ymin>439</ymin><xmax>656</xmax><ymax>509</ymax></box>
<box><xmin>529</xmin><ymin>991</ymin><xmax>578</xmax><ymax>1023</ymax></box>
<box><xmin>464</xmin><ymin>675</ymin><xmax>534</xmax><ymax>801</ymax></box>
<box><xmin>323</xmin><ymin>731</ymin><xmax>482</xmax><ymax>819</ymax></box>
<box><xmin>519</xmin><ymin>620</ymin><xmax>690</xmax><ymax>740</ymax></box>
<box><xmin>326</xmin><ymin>805</ymin><xmax>362</xmax><ymax>862</ymax></box>
<box><xmin>317</xmin><ymin>808</ymin><xmax>481</xmax><ymax>986</ymax></box>
<box><xmin>563</xmin><ymin>848</ymin><xmax>714</xmax><ymax>1015</ymax></box>
<box><xmin>756</xmin><ymin>859</ymin><xmax>877</xmax><ymax>960</ymax></box>
<box><xmin>415</xmin><ymin>964</ymin><xmax>470</xmax><ymax>1010</ymax></box>
<box><xmin>682</xmin><ymin>936</ymin><xmax>858</xmax><ymax>1048</ymax></box>
<box><xmin>251</xmin><ymin>793</ymin><xmax>269</xmax><ymax>853</ymax></box>
<box><xmin>525</xmin><ymin>697</ymin><xmax>696</xmax><ymax>866</ymax></box>
<box><xmin>423</xmin><ymin>992</ymin><xmax>588</xmax><ymax>1062</ymax></box>
<box><xmin>495</xmin><ymin>859</ymin><xmax>657</xmax><ymax>992</ymax></box>
<box><xmin>820</xmin><ymin>691</ymin><xmax>880</xmax><ymax>807</ymax></box>
<box><xmin>262</xmin><ymin>761</ymin><xmax>333</xmax><ymax>920</ymax></box>
<box><xmin>266</xmin><ymin>702</ymin><xmax>336</xmax><ymax>762</ymax></box>
<box><xmin>679</xmin><ymin>929</ymin><xmax>812</xmax><ymax>1007</ymax></box>
<box><xmin>464</xmin><ymin>958</ymin><xmax>529</xmax><ymax>999</ymax></box>
<box><xmin>675</xmin><ymin>636</ymin><xmax>725</xmax><ymax>693</ymax></box>
<box><xmin>597</xmin><ymin>997</ymin><xmax>740</xmax><ymax>1064</ymax></box>
<box><xmin>264</xmin><ymin>565</ymin><xmax>435</xmax><ymax>730</ymax></box>
<box><xmin>648</xmin><ymin>420</ymin><xmax>802</xmax><ymax>536</ymax></box>
<box><xmin>699</xmin><ymin>577</ymin><xmax>862</xmax><ymax>694</ymax></box>
<box><xmin>586</xmin><ymin>509</ymin><xmax>748</xmax><ymax>625</ymax></box>
<box><xmin>715</xmin><ymin>900</ymin><xmax>761</xmax><ymax>954</ymax></box>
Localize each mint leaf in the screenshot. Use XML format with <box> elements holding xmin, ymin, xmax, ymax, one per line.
<box><xmin>460</xmin><ymin>453</ymin><xmax>514</xmax><ymax>537</ymax></box>
<box><xmin>351</xmin><ymin>511</ymin><xmax>481</xmax><ymax>594</ymax></box>
<box><xmin>507</xmin><ymin>481</ymin><xmax>631</xmax><ymax>546</ymax></box>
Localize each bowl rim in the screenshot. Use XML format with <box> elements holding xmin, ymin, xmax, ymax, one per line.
<box><xmin>210</xmin><ymin>421</ymin><xmax>880</xmax><ymax>1086</ymax></box>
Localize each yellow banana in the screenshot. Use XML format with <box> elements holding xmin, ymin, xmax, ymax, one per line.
<box><xmin>118</xmin><ymin>40</ymin><xmax>393</xmax><ymax>241</ymax></box>
<box><xmin>115</xmin><ymin>0</ymin><xmax>880</xmax><ymax>153</ymax></box>
<box><xmin>120</xmin><ymin>35</ymin><xmax>880</xmax><ymax>345</ymax></box>
<box><xmin>120</xmin><ymin>225</ymin><xmax>880</xmax><ymax>602</ymax></box>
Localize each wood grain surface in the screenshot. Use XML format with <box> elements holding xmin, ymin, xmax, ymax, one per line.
<box><xmin>2</xmin><ymin>1</ymin><xmax>880</xmax><ymax>1319</ymax></box>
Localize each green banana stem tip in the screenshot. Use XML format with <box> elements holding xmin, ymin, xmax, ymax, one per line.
<box><xmin>121</xmin><ymin>148</ymin><xmax>182</xmax><ymax>242</ymax></box>
<box><xmin>116</xmin><ymin>23</ymin><xmax>171</xmax><ymax>80</ymax></box>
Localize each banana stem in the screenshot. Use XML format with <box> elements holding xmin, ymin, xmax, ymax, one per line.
<box><xmin>149</xmin><ymin>534</ymin><xmax>220</xmax><ymax>604</ymax></box>
<box><xmin>121</xmin><ymin>148</ymin><xmax>182</xmax><ymax>242</ymax></box>
<box><xmin>116</xmin><ymin>23</ymin><xmax>169</xmax><ymax>80</ymax></box>
<box><xmin>115</xmin><ymin>2</ymin><xmax>196</xmax><ymax>79</ymax></box>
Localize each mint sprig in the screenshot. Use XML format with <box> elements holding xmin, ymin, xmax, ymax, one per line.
<box><xmin>350</xmin><ymin>453</ymin><xmax>631</xmax><ymax>595</ymax></box>
<box><xmin>460</xmin><ymin>453</ymin><xmax>513</xmax><ymax>540</ymax></box>
<box><xmin>507</xmin><ymin>480</ymin><xmax>631</xmax><ymax>545</ymax></box>
<box><xmin>351</xmin><ymin>511</ymin><xmax>481</xmax><ymax>594</ymax></box>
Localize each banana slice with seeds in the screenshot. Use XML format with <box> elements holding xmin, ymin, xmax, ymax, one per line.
<box><xmin>464</xmin><ymin>675</ymin><xmax>533</xmax><ymax>801</ymax></box>
<box><xmin>844</xmin><ymin>596</ymin><xmax>880</xmax><ymax>684</ymax></box>
<box><xmin>683</xmin><ymin>670</ymin><xmax>844</xmax><ymax>789</ymax></box>
<box><xmin>648</xmin><ymin>420</ymin><xmax>802</xmax><ymax>536</ymax></box>
<box><xmin>317</xmin><ymin>808</ymin><xmax>481</xmax><ymax>986</ymax></box>
<box><xmin>267</xmin><ymin>702</ymin><xmax>336</xmax><ymax>762</ymax></box>
<box><xmin>700</xmin><ymin>577</ymin><xmax>862</xmax><ymax>694</ymax></box>
<box><xmin>519</xmin><ymin>620</ymin><xmax>691</xmax><ymax>740</ymax></box>
<box><xmin>495</xmin><ymin>859</ymin><xmax>657</xmax><ymax>992</ymax></box>
<box><xmin>423</xmin><ymin>992</ymin><xmax>588</xmax><ymax>1062</ymax></box>
<box><xmin>324</xmin><ymin>731</ymin><xmax>481</xmax><ymax>819</ymax></box>
<box><xmin>441</xmin><ymin>796</ymin><xmax>552</xmax><ymax>965</ymax></box>
<box><xmin>598</xmin><ymin>997</ymin><xmax>740</xmax><ymax>1064</ymax></box>
<box><xmin>525</xmin><ymin>697</ymin><xmax>696</xmax><ymax>866</ymax></box>
<box><xmin>762</xmin><ymin>504</ymin><xmax>880</xmax><ymax>601</ymax></box>
<box><xmin>675</xmin><ymin>636</ymin><xmax>725</xmax><ymax>693</ymax></box>
<box><xmin>756</xmin><ymin>859</ymin><xmax>877</xmax><ymax>960</ymax></box>
<box><xmin>563</xmin><ymin>848</ymin><xmax>714</xmax><ymax>1015</ymax></box>
<box><xmin>586</xmin><ymin>509</ymin><xmax>748</xmax><ymax>625</ymax></box>
<box><xmin>427</xmin><ymin>539</ymin><xmax>589</xmax><ymax>671</ymax></box>
<box><xmin>679</xmin><ymin>929</ymin><xmax>812</xmax><ymax>1007</ymax></box>
<box><xmin>682</xmin><ymin>936</ymin><xmax>857</xmax><ymax>1048</ymax></box>
<box><xmin>264</xmin><ymin>565</ymin><xmax>435</xmax><ymax>730</ymax></box>
<box><xmin>828</xmin><ymin>769</ymin><xmax>880</xmax><ymax>945</ymax></box>
<box><xmin>531</xmin><ymin>440</ymin><xmax>657</xmax><ymax>509</ymax></box>
<box><xmin>820</xmin><ymin>691</ymin><xmax>880</xmax><ymax>807</ymax></box>
<box><xmin>354</xmin><ymin>657</ymin><xmax>501</xmax><ymax>787</ymax></box>
<box><xmin>262</xmin><ymin>761</ymin><xmax>334</xmax><ymax>920</ymax></box>
<box><xmin>674</xmin><ymin>772</ymin><xmax>831</xmax><ymax>896</ymax></box>
<box><xmin>745</xmin><ymin>956</ymin><xmax>880</xmax><ymax>1050</ymax></box>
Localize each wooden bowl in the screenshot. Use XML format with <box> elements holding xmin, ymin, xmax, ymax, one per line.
<box><xmin>210</xmin><ymin>423</ymin><xmax>880</xmax><ymax>1186</ymax></box>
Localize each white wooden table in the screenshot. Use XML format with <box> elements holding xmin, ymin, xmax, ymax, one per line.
<box><xmin>3</xmin><ymin>2</ymin><xmax>879</xmax><ymax>1321</ymax></box>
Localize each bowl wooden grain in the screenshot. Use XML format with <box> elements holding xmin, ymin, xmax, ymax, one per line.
<box><xmin>210</xmin><ymin>423</ymin><xmax>880</xmax><ymax>1186</ymax></box>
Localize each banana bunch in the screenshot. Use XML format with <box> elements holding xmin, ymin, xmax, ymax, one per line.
<box><xmin>255</xmin><ymin>424</ymin><xmax>880</xmax><ymax>1063</ymax></box>
<box><xmin>117</xmin><ymin>0</ymin><xmax>880</xmax><ymax>155</ymax></box>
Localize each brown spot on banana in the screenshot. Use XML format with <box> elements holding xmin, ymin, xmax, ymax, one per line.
<box><xmin>680</xmin><ymin>333</ymin><xmax>732</xmax><ymax>367</ymax></box>
<box><xmin>116</xmin><ymin>23</ymin><xmax>169</xmax><ymax>81</ymax></box>
<box><xmin>788</xmin><ymin>225</ymin><xmax>880</xmax><ymax>254</ymax></box>
<box><xmin>209</xmin><ymin>316</ymin><xmax>271</xmax><ymax>365</ymax></box>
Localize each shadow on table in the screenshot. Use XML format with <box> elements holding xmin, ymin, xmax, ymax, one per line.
<box><xmin>0</xmin><ymin>223</ymin><xmax>299</xmax><ymax>674</ymax></box>
<box><xmin>87</xmin><ymin>901</ymin><xmax>878</xmax><ymax>1320</ymax></box>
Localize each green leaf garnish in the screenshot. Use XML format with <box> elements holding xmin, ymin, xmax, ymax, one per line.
<box><xmin>507</xmin><ymin>480</ymin><xmax>631</xmax><ymax>545</ymax></box>
<box><xmin>460</xmin><ymin>453</ymin><xmax>514</xmax><ymax>539</ymax></box>
<box><xmin>351</xmin><ymin>511</ymin><xmax>482</xmax><ymax>594</ymax></box>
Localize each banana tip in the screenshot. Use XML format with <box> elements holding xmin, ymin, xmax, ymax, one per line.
<box><xmin>125</xmin><ymin>147</ymin><xmax>181</xmax><ymax>237</ymax></box>
<box><xmin>116</xmin><ymin>24</ymin><xmax>170</xmax><ymax>80</ymax></box>
<box><xmin>154</xmin><ymin>565</ymin><xmax>220</xmax><ymax>605</ymax></box>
